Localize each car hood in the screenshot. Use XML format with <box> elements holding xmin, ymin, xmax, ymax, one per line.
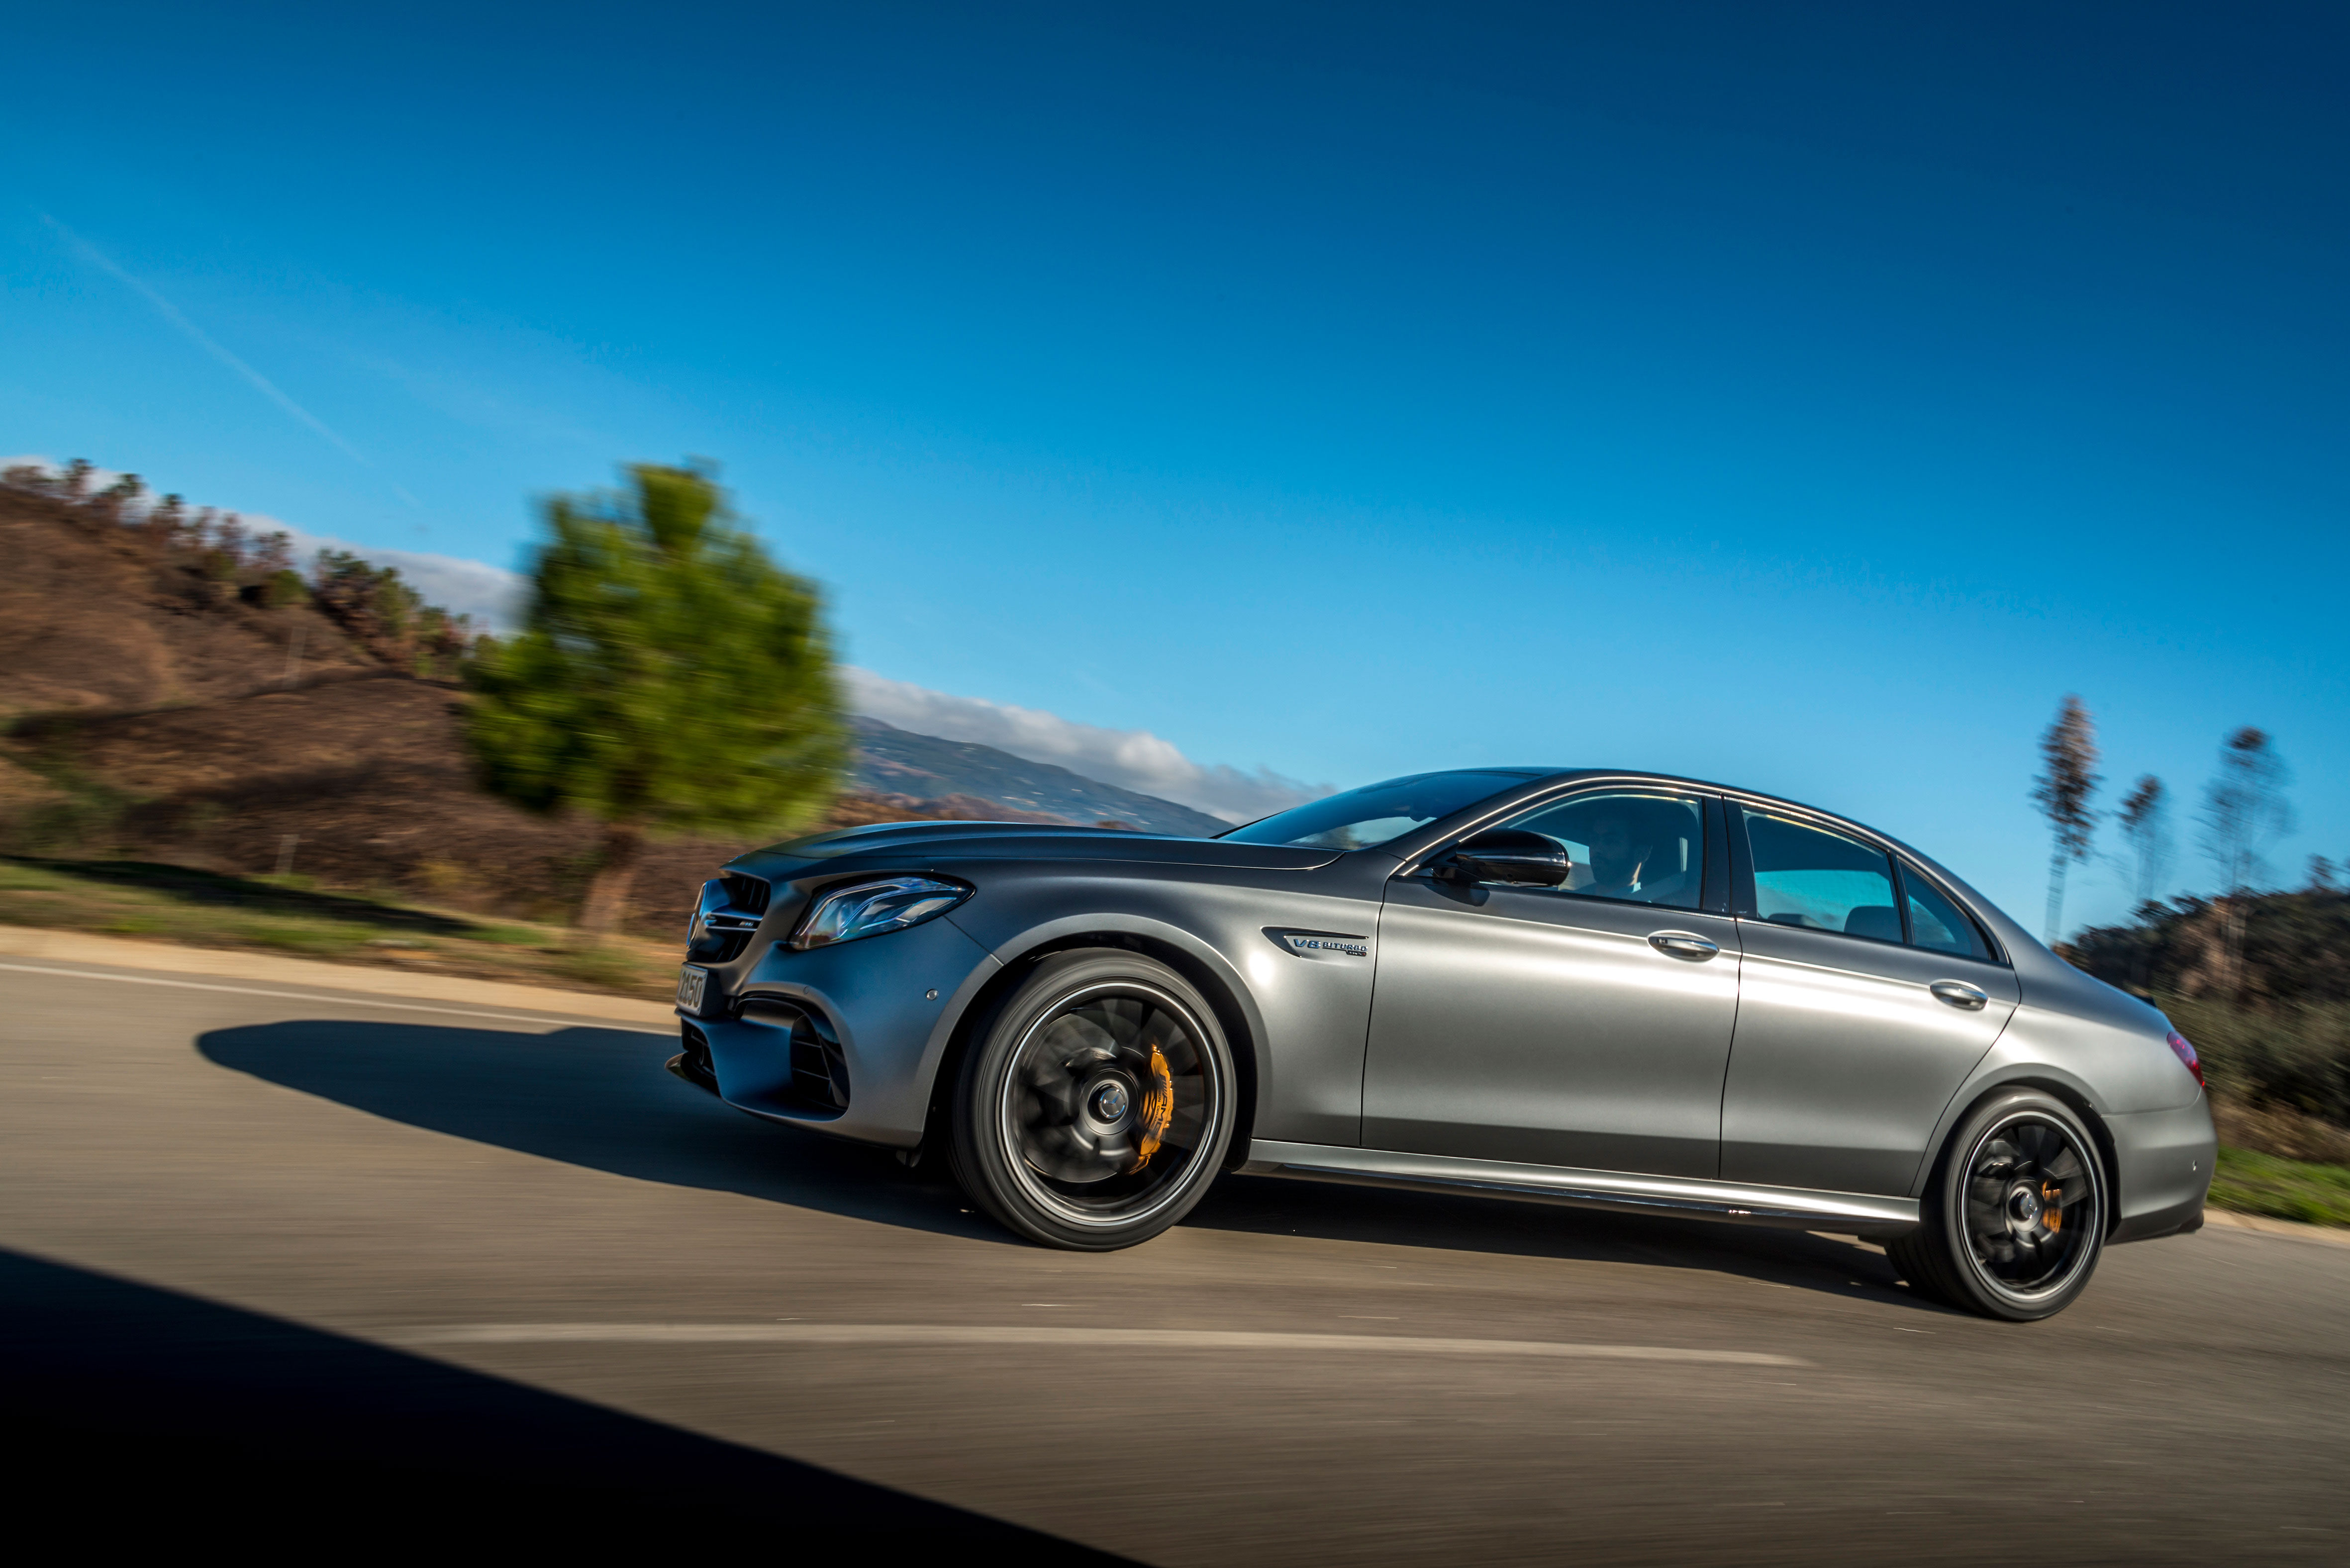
<box><xmin>732</xmin><ymin>820</ymin><xmax>1345</xmax><ymax>878</ymax></box>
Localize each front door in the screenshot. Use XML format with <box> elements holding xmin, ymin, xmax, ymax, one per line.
<box><xmin>1718</xmin><ymin>807</ymin><xmax>2019</xmax><ymax>1196</ymax></box>
<box><xmin>1361</xmin><ymin>789</ymin><xmax>1738</xmax><ymax>1178</ymax></box>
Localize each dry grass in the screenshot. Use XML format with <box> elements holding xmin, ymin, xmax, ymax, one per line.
<box><xmin>0</xmin><ymin>855</ymin><xmax>678</xmax><ymax>1002</ymax></box>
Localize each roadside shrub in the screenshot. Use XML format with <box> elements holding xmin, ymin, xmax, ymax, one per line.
<box><xmin>2161</xmin><ymin>994</ymin><xmax>2350</xmax><ymax>1128</ymax></box>
<box><xmin>2070</xmin><ymin>889</ymin><xmax>2350</xmax><ymax>1157</ymax></box>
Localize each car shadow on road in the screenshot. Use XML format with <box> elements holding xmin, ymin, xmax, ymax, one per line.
<box><xmin>1186</xmin><ymin>1170</ymin><xmax>1943</xmax><ymax>1312</ymax></box>
<box><xmin>197</xmin><ymin>1017</ymin><xmax>1939</xmax><ymax>1310</ymax></box>
<box><xmin>0</xmin><ymin>1245</ymin><xmax>1123</xmax><ymax>1559</ymax></box>
<box><xmin>196</xmin><ymin>1018</ymin><xmax>1003</xmax><ymax>1244</ymax></box>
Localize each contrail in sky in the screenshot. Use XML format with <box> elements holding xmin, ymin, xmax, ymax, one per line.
<box><xmin>42</xmin><ymin>214</ymin><xmax>414</xmax><ymax>503</ymax></box>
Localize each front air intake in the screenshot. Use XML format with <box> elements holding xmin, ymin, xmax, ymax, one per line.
<box><xmin>735</xmin><ymin>995</ymin><xmax>851</xmax><ymax>1114</ymax></box>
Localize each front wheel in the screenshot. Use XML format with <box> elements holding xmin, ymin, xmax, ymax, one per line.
<box><xmin>1890</xmin><ymin>1089</ymin><xmax>2108</xmax><ymax>1321</ymax></box>
<box><xmin>948</xmin><ymin>951</ymin><xmax>1237</xmax><ymax>1250</ymax></box>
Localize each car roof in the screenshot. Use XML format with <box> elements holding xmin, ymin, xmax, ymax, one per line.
<box><xmin>1418</xmin><ymin>766</ymin><xmax>1853</xmax><ymax>825</ymax></box>
<box><xmin>1394</xmin><ymin>767</ymin><xmax>1963</xmax><ymax>875</ymax></box>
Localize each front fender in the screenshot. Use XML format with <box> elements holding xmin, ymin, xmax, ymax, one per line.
<box><xmin>944</xmin><ymin>870</ymin><xmax>1384</xmax><ymax>1146</ymax></box>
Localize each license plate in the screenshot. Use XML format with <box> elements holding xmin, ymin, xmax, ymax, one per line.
<box><xmin>676</xmin><ymin>965</ymin><xmax>709</xmax><ymax>1014</ymax></box>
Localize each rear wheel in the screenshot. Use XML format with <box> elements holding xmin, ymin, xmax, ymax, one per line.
<box><xmin>1891</xmin><ymin>1089</ymin><xmax>2108</xmax><ymax>1321</ymax></box>
<box><xmin>948</xmin><ymin>951</ymin><xmax>1236</xmax><ymax>1250</ymax></box>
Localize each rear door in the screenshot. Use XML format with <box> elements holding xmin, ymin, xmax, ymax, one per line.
<box><xmin>1718</xmin><ymin>807</ymin><xmax>2018</xmax><ymax>1196</ymax></box>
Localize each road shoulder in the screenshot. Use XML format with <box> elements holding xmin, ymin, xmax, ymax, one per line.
<box><xmin>2196</xmin><ymin>1204</ymin><xmax>2350</xmax><ymax>1247</ymax></box>
<box><xmin>0</xmin><ymin>925</ymin><xmax>674</xmax><ymax>1027</ymax></box>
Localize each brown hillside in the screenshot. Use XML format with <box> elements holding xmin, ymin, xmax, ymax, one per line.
<box><xmin>0</xmin><ymin>484</ymin><xmax>1062</xmax><ymax>936</ymax></box>
<box><xmin>0</xmin><ymin>488</ymin><xmax>372</xmax><ymax>714</ymax></box>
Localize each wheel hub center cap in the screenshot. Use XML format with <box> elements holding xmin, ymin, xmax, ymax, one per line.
<box><xmin>1090</xmin><ymin>1082</ymin><xmax>1130</xmax><ymax>1123</ymax></box>
<box><xmin>2009</xmin><ymin>1185</ymin><xmax>2043</xmax><ymax>1227</ymax></box>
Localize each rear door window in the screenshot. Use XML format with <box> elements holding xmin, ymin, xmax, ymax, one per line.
<box><xmin>1899</xmin><ymin>866</ymin><xmax>1994</xmax><ymax>961</ymax></box>
<box><xmin>1740</xmin><ymin>810</ymin><xmax>1901</xmax><ymax>941</ymax></box>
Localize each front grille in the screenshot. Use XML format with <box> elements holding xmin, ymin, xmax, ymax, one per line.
<box><xmin>720</xmin><ymin>872</ymin><xmax>772</xmax><ymax>916</ymax></box>
<box><xmin>689</xmin><ymin>873</ymin><xmax>772</xmax><ymax>964</ymax></box>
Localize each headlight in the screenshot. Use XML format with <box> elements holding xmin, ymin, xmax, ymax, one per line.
<box><xmin>791</xmin><ymin>876</ymin><xmax>972</xmax><ymax>950</ymax></box>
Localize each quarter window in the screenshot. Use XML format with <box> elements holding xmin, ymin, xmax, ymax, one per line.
<box><xmin>1742</xmin><ymin>810</ymin><xmax>1900</xmax><ymax>940</ymax></box>
<box><xmin>1900</xmin><ymin>866</ymin><xmax>1993</xmax><ymax>960</ymax></box>
<box><xmin>1494</xmin><ymin>792</ymin><xmax>1706</xmax><ymax>910</ymax></box>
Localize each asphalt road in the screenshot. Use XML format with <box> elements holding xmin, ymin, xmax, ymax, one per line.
<box><xmin>5</xmin><ymin>956</ymin><xmax>2347</xmax><ymax>1563</ymax></box>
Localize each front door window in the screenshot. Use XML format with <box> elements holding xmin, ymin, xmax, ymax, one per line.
<box><xmin>1491</xmin><ymin>792</ymin><xmax>1707</xmax><ymax>910</ymax></box>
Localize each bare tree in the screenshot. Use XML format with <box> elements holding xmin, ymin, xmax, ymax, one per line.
<box><xmin>2116</xmin><ymin>775</ymin><xmax>2171</xmax><ymax>914</ymax></box>
<box><xmin>2031</xmin><ymin>695</ymin><xmax>2101</xmax><ymax>944</ymax></box>
<box><xmin>2200</xmin><ymin>727</ymin><xmax>2294</xmax><ymax>895</ymax></box>
<box><xmin>2200</xmin><ymin>727</ymin><xmax>2294</xmax><ymax>997</ymax></box>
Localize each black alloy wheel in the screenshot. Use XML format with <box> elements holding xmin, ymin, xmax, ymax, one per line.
<box><xmin>948</xmin><ymin>950</ymin><xmax>1236</xmax><ymax>1250</ymax></box>
<box><xmin>1891</xmin><ymin>1089</ymin><xmax>2108</xmax><ymax>1321</ymax></box>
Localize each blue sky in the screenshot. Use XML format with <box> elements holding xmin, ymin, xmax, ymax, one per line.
<box><xmin>3</xmin><ymin>1</ymin><xmax>2345</xmax><ymax>934</ymax></box>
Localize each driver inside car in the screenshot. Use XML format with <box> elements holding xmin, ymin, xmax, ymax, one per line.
<box><xmin>1574</xmin><ymin>805</ymin><xmax>1691</xmax><ymax>905</ymax></box>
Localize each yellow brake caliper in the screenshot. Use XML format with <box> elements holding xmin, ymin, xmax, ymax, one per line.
<box><xmin>1125</xmin><ymin>1044</ymin><xmax>1175</xmax><ymax>1172</ymax></box>
<box><xmin>2043</xmin><ymin>1180</ymin><xmax>2063</xmax><ymax>1233</ymax></box>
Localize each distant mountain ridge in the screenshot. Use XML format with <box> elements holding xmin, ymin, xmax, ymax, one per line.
<box><xmin>851</xmin><ymin>717</ymin><xmax>1230</xmax><ymax>837</ymax></box>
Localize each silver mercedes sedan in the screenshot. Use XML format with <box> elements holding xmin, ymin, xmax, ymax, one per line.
<box><xmin>669</xmin><ymin>769</ymin><xmax>2214</xmax><ymax>1321</ymax></box>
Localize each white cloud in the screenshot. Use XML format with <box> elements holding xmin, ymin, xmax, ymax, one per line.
<box><xmin>841</xmin><ymin>667</ymin><xmax>1328</xmax><ymax>823</ymax></box>
<box><xmin>44</xmin><ymin>217</ymin><xmax>388</xmax><ymax>482</ymax></box>
<box><xmin>276</xmin><ymin>527</ymin><xmax>528</xmax><ymax>629</ymax></box>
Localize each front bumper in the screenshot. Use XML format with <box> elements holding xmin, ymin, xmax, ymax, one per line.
<box><xmin>675</xmin><ymin>912</ymin><xmax>999</xmax><ymax>1147</ymax></box>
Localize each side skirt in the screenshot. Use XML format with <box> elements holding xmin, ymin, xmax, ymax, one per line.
<box><xmin>1238</xmin><ymin>1139</ymin><xmax>1920</xmax><ymax>1235</ymax></box>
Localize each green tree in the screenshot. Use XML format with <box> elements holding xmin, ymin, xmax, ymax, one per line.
<box><xmin>465</xmin><ymin>462</ymin><xmax>848</xmax><ymax>931</ymax></box>
<box><xmin>2031</xmin><ymin>694</ymin><xmax>2100</xmax><ymax>944</ymax></box>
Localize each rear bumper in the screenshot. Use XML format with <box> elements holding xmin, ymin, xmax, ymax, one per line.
<box><xmin>2106</xmin><ymin>1096</ymin><xmax>2217</xmax><ymax>1244</ymax></box>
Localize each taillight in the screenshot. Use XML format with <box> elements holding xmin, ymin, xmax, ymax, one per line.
<box><xmin>2165</xmin><ymin>1029</ymin><xmax>2205</xmax><ymax>1089</ymax></box>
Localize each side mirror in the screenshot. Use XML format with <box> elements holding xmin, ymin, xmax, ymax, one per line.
<box><xmin>1443</xmin><ymin>829</ymin><xmax>1571</xmax><ymax>887</ymax></box>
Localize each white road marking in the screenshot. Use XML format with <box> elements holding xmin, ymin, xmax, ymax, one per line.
<box><xmin>393</xmin><ymin>1322</ymin><xmax>1807</xmax><ymax>1366</ymax></box>
<box><xmin>0</xmin><ymin>960</ymin><xmax>675</xmax><ymax>1034</ymax></box>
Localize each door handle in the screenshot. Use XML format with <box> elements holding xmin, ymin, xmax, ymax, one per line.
<box><xmin>1930</xmin><ymin>980</ymin><xmax>1989</xmax><ymax>1011</ymax></box>
<box><xmin>1648</xmin><ymin>931</ymin><xmax>1721</xmax><ymax>961</ymax></box>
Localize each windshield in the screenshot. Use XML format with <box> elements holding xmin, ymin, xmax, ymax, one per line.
<box><xmin>1221</xmin><ymin>770</ymin><xmax>1541</xmax><ymax>850</ymax></box>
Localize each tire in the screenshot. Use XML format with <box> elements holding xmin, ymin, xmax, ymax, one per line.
<box><xmin>1889</xmin><ymin>1089</ymin><xmax>2108</xmax><ymax>1321</ymax></box>
<box><xmin>947</xmin><ymin>950</ymin><xmax>1237</xmax><ymax>1251</ymax></box>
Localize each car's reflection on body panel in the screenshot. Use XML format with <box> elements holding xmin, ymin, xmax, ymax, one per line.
<box><xmin>669</xmin><ymin>768</ymin><xmax>2214</xmax><ymax>1322</ymax></box>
